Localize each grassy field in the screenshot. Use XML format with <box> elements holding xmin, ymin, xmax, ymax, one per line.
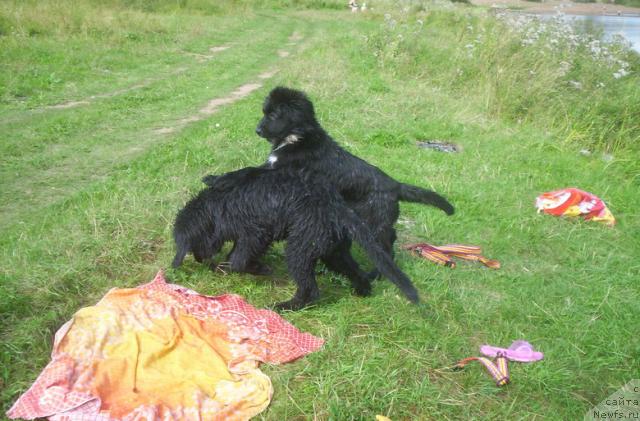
<box><xmin>1</xmin><ymin>0</ymin><xmax>639</xmax><ymax>419</ymax></box>
<box><xmin>615</xmin><ymin>0</ymin><xmax>640</xmax><ymax>7</ymax></box>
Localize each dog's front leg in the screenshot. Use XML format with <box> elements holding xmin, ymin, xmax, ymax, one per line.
<box><xmin>320</xmin><ymin>241</ymin><xmax>372</xmax><ymax>297</ymax></box>
<box><xmin>275</xmin><ymin>254</ymin><xmax>320</xmax><ymax>310</ymax></box>
<box><xmin>225</xmin><ymin>238</ymin><xmax>273</xmax><ymax>275</ymax></box>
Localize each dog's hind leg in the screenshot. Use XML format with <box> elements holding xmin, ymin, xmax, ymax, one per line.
<box><xmin>276</xmin><ymin>243</ymin><xmax>321</xmax><ymax>310</ymax></box>
<box><xmin>224</xmin><ymin>236</ymin><xmax>273</xmax><ymax>276</ymax></box>
<box><xmin>367</xmin><ymin>227</ymin><xmax>397</xmax><ymax>280</ymax></box>
<box><xmin>353</xmin><ymin>197</ymin><xmax>399</xmax><ymax>280</ymax></box>
<box><xmin>192</xmin><ymin>235</ymin><xmax>223</xmax><ymax>270</ymax></box>
<box><xmin>321</xmin><ymin>239</ymin><xmax>372</xmax><ymax>297</ymax></box>
<box><xmin>378</xmin><ymin>227</ymin><xmax>397</xmax><ymax>256</ymax></box>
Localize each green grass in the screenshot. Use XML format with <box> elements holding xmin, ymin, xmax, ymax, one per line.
<box><xmin>614</xmin><ymin>0</ymin><xmax>640</xmax><ymax>7</ymax></box>
<box><xmin>1</xmin><ymin>1</ymin><xmax>639</xmax><ymax>420</ymax></box>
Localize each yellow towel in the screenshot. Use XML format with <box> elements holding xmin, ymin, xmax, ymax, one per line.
<box><xmin>8</xmin><ymin>271</ymin><xmax>323</xmax><ymax>420</ymax></box>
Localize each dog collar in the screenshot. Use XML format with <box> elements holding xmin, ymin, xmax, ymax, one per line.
<box><xmin>271</xmin><ymin>134</ymin><xmax>300</xmax><ymax>152</ymax></box>
<box><xmin>267</xmin><ymin>135</ymin><xmax>301</xmax><ymax>167</ymax></box>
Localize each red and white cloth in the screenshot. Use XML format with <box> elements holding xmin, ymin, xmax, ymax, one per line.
<box><xmin>8</xmin><ymin>271</ymin><xmax>324</xmax><ymax>420</ymax></box>
<box><xmin>535</xmin><ymin>188</ymin><xmax>615</xmax><ymax>226</ymax></box>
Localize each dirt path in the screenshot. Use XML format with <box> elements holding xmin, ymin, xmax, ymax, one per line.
<box><xmin>153</xmin><ymin>67</ymin><xmax>282</xmax><ymax>135</ymax></box>
<box><xmin>45</xmin><ymin>31</ymin><xmax>299</xmax><ymax>135</ymax></box>
<box><xmin>44</xmin><ymin>31</ymin><xmax>301</xmax><ymax>113</ymax></box>
<box><xmin>44</xmin><ymin>45</ymin><xmax>227</xmax><ymax>111</ymax></box>
<box><xmin>45</xmin><ymin>69</ymin><xmax>188</xmax><ymax>110</ymax></box>
<box><xmin>155</xmin><ymin>81</ymin><xmax>267</xmax><ymax>134</ymax></box>
<box><xmin>183</xmin><ymin>45</ymin><xmax>230</xmax><ymax>62</ymax></box>
<box><xmin>1</xmin><ymin>27</ymin><xmax>305</xmax><ymax>227</ymax></box>
<box><xmin>154</xmin><ymin>32</ymin><xmax>302</xmax><ymax>135</ymax></box>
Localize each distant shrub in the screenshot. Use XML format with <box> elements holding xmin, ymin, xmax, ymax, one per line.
<box><xmin>613</xmin><ymin>0</ymin><xmax>640</xmax><ymax>6</ymax></box>
<box><xmin>97</xmin><ymin>0</ymin><xmax>347</xmax><ymax>13</ymax></box>
<box><xmin>0</xmin><ymin>14</ymin><xmax>10</xmax><ymax>36</ymax></box>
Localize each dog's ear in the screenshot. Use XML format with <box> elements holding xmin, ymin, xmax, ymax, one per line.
<box><xmin>202</xmin><ymin>174</ymin><xmax>218</xmax><ymax>186</ymax></box>
<box><xmin>269</xmin><ymin>86</ymin><xmax>301</xmax><ymax>104</ymax></box>
<box><xmin>269</xmin><ymin>87</ymin><xmax>314</xmax><ymax>113</ymax></box>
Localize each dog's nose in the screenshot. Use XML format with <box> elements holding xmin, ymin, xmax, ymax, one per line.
<box><xmin>255</xmin><ymin>126</ymin><xmax>263</xmax><ymax>136</ymax></box>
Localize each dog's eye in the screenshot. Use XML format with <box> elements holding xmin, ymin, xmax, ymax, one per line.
<box><xmin>268</xmin><ymin>113</ymin><xmax>278</xmax><ymax>121</ymax></box>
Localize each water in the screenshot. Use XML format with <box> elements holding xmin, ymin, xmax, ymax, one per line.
<box><xmin>563</xmin><ymin>15</ymin><xmax>640</xmax><ymax>53</ymax></box>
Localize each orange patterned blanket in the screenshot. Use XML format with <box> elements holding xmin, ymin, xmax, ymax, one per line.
<box><xmin>8</xmin><ymin>271</ymin><xmax>323</xmax><ymax>420</ymax></box>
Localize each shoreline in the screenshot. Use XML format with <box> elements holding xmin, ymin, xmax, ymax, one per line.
<box><xmin>469</xmin><ymin>0</ymin><xmax>640</xmax><ymax>16</ymax></box>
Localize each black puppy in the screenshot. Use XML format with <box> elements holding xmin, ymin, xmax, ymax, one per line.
<box><xmin>173</xmin><ymin>167</ymin><xmax>420</xmax><ymax>310</ymax></box>
<box><xmin>207</xmin><ymin>87</ymin><xmax>454</xmax><ymax>273</ymax></box>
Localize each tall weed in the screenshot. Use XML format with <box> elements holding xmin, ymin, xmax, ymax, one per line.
<box><xmin>363</xmin><ymin>1</ymin><xmax>640</xmax><ymax>152</ymax></box>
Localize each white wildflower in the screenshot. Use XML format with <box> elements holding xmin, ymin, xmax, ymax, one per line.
<box><xmin>613</xmin><ymin>69</ymin><xmax>629</xmax><ymax>79</ymax></box>
<box><xmin>569</xmin><ymin>80</ymin><xmax>582</xmax><ymax>89</ymax></box>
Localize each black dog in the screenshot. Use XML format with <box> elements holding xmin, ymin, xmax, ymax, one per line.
<box><xmin>173</xmin><ymin>167</ymin><xmax>420</xmax><ymax>310</ymax></box>
<box><xmin>206</xmin><ymin>87</ymin><xmax>454</xmax><ymax>275</ymax></box>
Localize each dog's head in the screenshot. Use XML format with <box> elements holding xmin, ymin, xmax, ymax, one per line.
<box><xmin>256</xmin><ymin>87</ymin><xmax>319</xmax><ymax>148</ymax></box>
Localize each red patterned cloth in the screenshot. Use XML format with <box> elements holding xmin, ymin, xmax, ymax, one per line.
<box><xmin>8</xmin><ymin>271</ymin><xmax>324</xmax><ymax>420</ymax></box>
<box><xmin>535</xmin><ymin>188</ymin><xmax>615</xmax><ymax>226</ymax></box>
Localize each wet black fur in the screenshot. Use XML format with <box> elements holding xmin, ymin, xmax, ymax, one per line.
<box><xmin>208</xmin><ymin>87</ymin><xmax>454</xmax><ymax>275</ymax></box>
<box><xmin>173</xmin><ymin>167</ymin><xmax>420</xmax><ymax>310</ymax></box>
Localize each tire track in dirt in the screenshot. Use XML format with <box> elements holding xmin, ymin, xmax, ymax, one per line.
<box><xmin>1</xmin><ymin>29</ymin><xmax>307</xmax><ymax>226</ymax></box>
<box><xmin>153</xmin><ymin>30</ymin><xmax>304</xmax><ymax>135</ymax></box>
<box><xmin>44</xmin><ymin>66</ymin><xmax>190</xmax><ymax>110</ymax></box>
<box><xmin>153</xmin><ymin>69</ymin><xmax>279</xmax><ymax>135</ymax></box>
<box><xmin>3</xmin><ymin>22</ymin><xmax>306</xmax><ymax>127</ymax></box>
<box><xmin>154</xmin><ymin>81</ymin><xmax>265</xmax><ymax>134</ymax></box>
<box><xmin>183</xmin><ymin>45</ymin><xmax>230</xmax><ymax>62</ymax></box>
<box><xmin>288</xmin><ymin>31</ymin><xmax>303</xmax><ymax>42</ymax></box>
<box><xmin>43</xmin><ymin>43</ymin><xmax>230</xmax><ymax>111</ymax></box>
<box><xmin>37</xmin><ymin>31</ymin><xmax>296</xmax><ymax>114</ymax></box>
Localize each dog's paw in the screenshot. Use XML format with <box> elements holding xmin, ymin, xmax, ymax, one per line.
<box><xmin>366</xmin><ymin>269</ymin><xmax>381</xmax><ymax>281</ymax></box>
<box><xmin>210</xmin><ymin>262</ymin><xmax>229</xmax><ymax>274</ymax></box>
<box><xmin>354</xmin><ymin>289</ymin><xmax>372</xmax><ymax>297</ymax></box>
<box><xmin>274</xmin><ymin>294</ymin><xmax>318</xmax><ymax>311</ymax></box>
<box><xmin>353</xmin><ymin>285</ymin><xmax>372</xmax><ymax>297</ymax></box>
<box><xmin>274</xmin><ymin>299</ymin><xmax>305</xmax><ymax>311</ymax></box>
<box><xmin>245</xmin><ymin>261</ymin><xmax>273</xmax><ymax>276</ymax></box>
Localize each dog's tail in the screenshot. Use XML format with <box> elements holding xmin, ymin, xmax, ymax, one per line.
<box><xmin>172</xmin><ymin>248</ymin><xmax>187</xmax><ymax>268</ymax></box>
<box><xmin>398</xmin><ymin>183</ymin><xmax>455</xmax><ymax>215</ymax></box>
<box><xmin>342</xmin><ymin>208</ymin><xmax>420</xmax><ymax>304</ymax></box>
<box><xmin>171</xmin><ymin>232</ymin><xmax>189</xmax><ymax>268</ymax></box>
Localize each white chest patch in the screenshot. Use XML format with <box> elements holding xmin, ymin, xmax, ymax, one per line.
<box><xmin>267</xmin><ymin>154</ymin><xmax>278</xmax><ymax>166</ymax></box>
